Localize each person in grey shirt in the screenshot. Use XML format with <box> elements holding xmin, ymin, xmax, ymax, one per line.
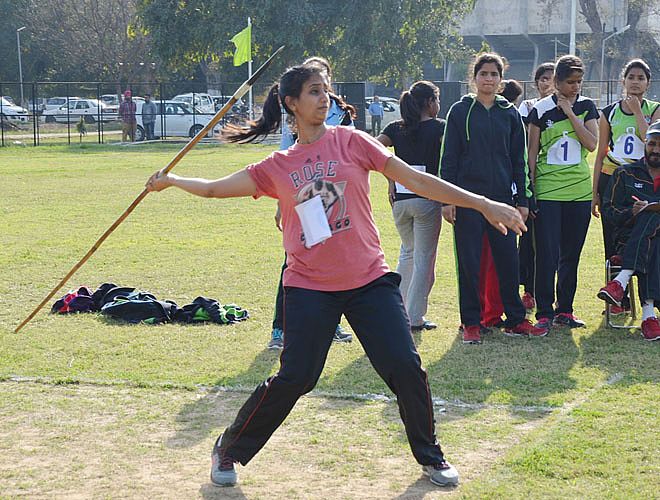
<box><xmin>141</xmin><ymin>93</ymin><xmax>157</xmax><ymax>140</ymax></box>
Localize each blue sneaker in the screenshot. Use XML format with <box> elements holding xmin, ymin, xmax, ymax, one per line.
<box><xmin>267</xmin><ymin>328</ymin><xmax>283</xmax><ymax>350</ymax></box>
<box><xmin>333</xmin><ymin>324</ymin><xmax>352</xmax><ymax>343</ymax></box>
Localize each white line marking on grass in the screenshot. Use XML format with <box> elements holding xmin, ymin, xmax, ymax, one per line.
<box><xmin>3</xmin><ymin>375</ymin><xmax>560</xmax><ymax>413</ymax></box>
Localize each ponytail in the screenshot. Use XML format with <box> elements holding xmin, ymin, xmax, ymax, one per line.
<box><xmin>399</xmin><ymin>81</ymin><xmax>439</xmax><ymax>134</ymax></box>
<box><xmin>400</xmin><ymin>91</ymin><xmax>422</xmax><ymax>131</ymax></box>
<box><xmin>223</xmin><ymin>63</ymin><xmax>325</xmax><ymax>143</ymax></box>
<box><xmin>223</xmin><ymin>83</ymin><xmax>282</xmax><ymax>143</ymax></box>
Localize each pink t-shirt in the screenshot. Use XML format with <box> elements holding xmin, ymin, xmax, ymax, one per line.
<box><xmin>247</xmin><ymin>126</ymin><xmax>393</xmax><ymax>291</ymax></box>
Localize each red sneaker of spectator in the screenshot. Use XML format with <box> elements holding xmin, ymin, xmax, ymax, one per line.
<box><xmin>462</xmin><ymin>325</ymin><xmax>482</xmax><ymax>344</ymax></box>
<box><xmin>521</xmin><ymin>292</ymin><xmax>536</xmax><ymax>310</ymax></box>
<box><xmin>609</xmin><ymin>304</ymin><xmax>630</xmax><ymax>317</ymax></box>
<box><xmin>641</xmin><ymin>317</ymin><xmax>660</xmax><ymax>341</ymax></box>
<box><xmin>597</xmin><ymin>280</ymin><xmax>625</xmax><ymax>307</ymax></box>
<box><xmin>504</xmin><ymin>319</ymin><xmax>548</xmax><ymax>337</ymax></box>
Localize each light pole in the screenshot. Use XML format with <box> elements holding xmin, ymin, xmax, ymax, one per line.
<box><xmin>569</xmin><ymin>0</ymin><xmax>577</xmax><ymax>54</ymax></box>
<box><xmin>16</xmin><ymin>26</ymin><xmax>26</xmax><ymax>108</ymax></box>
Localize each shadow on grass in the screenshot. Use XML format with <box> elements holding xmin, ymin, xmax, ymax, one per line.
<box><xmin>167</xmin><ymin>347</ymin><xmax>280</xmax><ymax>449</ymax></box>
<box><xmin>199</xmin><ymin>483</ymin><xmax>247</xmax><ymax>499</ymax></box>
<box><xmin>579</xmin><ymin>315</ymin><xmax>658</xmax><ymax>384</ymax></box>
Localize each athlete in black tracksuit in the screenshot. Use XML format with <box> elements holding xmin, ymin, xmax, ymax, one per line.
<box><xmin>440</xmin><ymin>94</ymin><xmax>528</xmax><ymax>331</ymax></box>
<box><xmin>603</xmin><ymin>159</ymin><xmax>660</xmax><ymax>306</ymax></box>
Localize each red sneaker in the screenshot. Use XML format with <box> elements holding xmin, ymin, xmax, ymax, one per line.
<box><xmin>597</xmin><ymin>280</ymin><xmax>625</xmax><ymax>307</ymax></box>
<box><xmin>521</xmin><ymin>292</ymin><xmax>536</xmax><ymax>310</ymax></box>
<box><xmin>641</xmin><ymin>317</ymin><xmax>660</xmax><ymax>341</ymax></box>
<box><xmin>462</xmin><ymin>325</ymin><xmax>482</xmax><ymax>344</ymax></box>
<box><xmin>504</xmin><ymin>319</ymin><xmax>548</xmax><ymax>337</ymax></box>
<box><xmin>609</xmin><ymin>304</ymin><xmax>630</xmax><ymax>317</ymax></box>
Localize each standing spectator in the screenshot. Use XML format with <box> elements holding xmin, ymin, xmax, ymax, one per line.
<box><xmin>527</xmin><ymin>55</ymin><xmax>599</xmax><ymax>330</ymax></box>
<box><xmin>376</xmin><ymin>81</ymin><xmax>444</xmax><ymax>331</ymax></box>
<box><xmin>368</xmin><ymin>95</ymin><xmax>384</xmax><ymax>136</ymax></box>
<box><xmin>119</xmin><ymin>90</ymin><xmax>137</xmax><ymax>142</ymax></box>
<box><xmin>141</xmin><ymin>93</ymin><xmax>158</xmax><ymax>141</ymax></box>
<box><xmin>441</xmin><ymin>52</ymin><xmax>546</xmax><ymax>344</ymax></box>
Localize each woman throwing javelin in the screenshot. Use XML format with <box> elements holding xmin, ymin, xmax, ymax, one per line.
<box><xmin>146</xmin><ymin>62</ymin><xmax>525</xmax><ymax>488</ymax></box>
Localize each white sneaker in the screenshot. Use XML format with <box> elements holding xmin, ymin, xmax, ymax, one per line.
<box><xmin>210</xmin><ymin>435</ymin><xmax>237</xmax><ymax>487</ymax></box>
<box><xmin>422</xmin><ymin>461</ymin><xmax>459</xmax><ymax>486</ymax></box>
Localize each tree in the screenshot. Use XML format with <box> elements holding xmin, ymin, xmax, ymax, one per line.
<box><xmin>576</xmin><ymin>0</ymin><xmax>660</xmax><ymax>80</ymax></box>
<box><xmin>137</xmin><ymin>0</ymin><xmax>473</xmax><ymax>87</ymax></box>
<box><xmin>20</xmin><ymin>0</ymin><xmax>153</xmax><ymax>82</ymax></box>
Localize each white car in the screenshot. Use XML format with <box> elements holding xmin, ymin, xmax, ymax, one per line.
<box><xmin>364</xmin><ymin>97</ymin><xmax>401</xmax><ymax>132</ymax></box>
<box><xmin>0</xmin><ymin>97</ymin><xmax>29</xmax><ymax>123</ymax></box>
<box><xmin>172</xmin><ymin>93</ymin><xmax>215</xmax><ymax>114</ymax></box>
<box><xmin>41</xmin><ymin>98</ymin><xmax>114</xmax><ymax>123</ymax></box>
<box><xmin>44</xmin><ymin>97</ymin><xmax>76</xmax><ymax>112</ymax></box>
<box><xmin>135</xmin><ymin>100</ymin><xmax>220</xmax><ymax>141</ymax></box>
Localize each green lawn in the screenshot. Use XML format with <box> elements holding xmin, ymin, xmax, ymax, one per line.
<box><xmin>0</xmin><ymin>143</ymin><xmax>657</xmax><ymax>498</ymax></box>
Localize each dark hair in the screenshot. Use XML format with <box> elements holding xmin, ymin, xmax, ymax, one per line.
<box><xmin>533</xmin><ymin>62</ymin><xmax>555</xmax><ymax>84</ymax></box>
<box><xmin>223</xmin><ymin>63</ymin><xmax>324</xmax><ymax>143</ymax></box>
<box><xmin>303</xmin><ymin>56</ymin><xmax>332</xmax><ymax>80</ymax></box>
<box><xmin>399</xmin><ymin>81</ymin><xmax>439</xmax><ymax>132</ymax></box>
<box><xmin>622</xmin><ymin>58</ymin><xmax>651</xmax><ymax>81</ymax></box>
<box><xmin>498</xmin><ymin>80</ymin><xmax>523</xmax><ymax>103</ymax></box>
<box><xmin>555</xmin><ymin>55</ymin><xmax>584</xmax><ymax>82</ymax></box>
<box><xmin>472</xmin><ymin>52</ymin><xmax>505</xmax><ymax>78</ymax></box>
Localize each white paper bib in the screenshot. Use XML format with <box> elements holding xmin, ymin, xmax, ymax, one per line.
<box><xmin>294</xmin><ymin>195</ymin><xmax>332</xmax><ymax>248</ymax></box>
<box><xmin>395</xmin><ymin>165</ymin><xmax>426</xmax><ymax>194</ymax></box>
<box><xmin>612</xmin><ymin>127</ymin><xmax>645</xmax><ymax>161</ymax></box>
<box><xmin>547</xmin><ymin>131</ymin><xmax>581</xmax><ymax>166</ymax></box>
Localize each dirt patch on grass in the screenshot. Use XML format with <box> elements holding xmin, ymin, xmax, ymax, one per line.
<box><xmin>0</xmin><ymin>381</ymin><xmax>547</xmax><ymax>499</ymax></box>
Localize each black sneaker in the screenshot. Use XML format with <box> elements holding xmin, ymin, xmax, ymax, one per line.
<box><xmin>333</xmin><ymin>324</ymin><xmax>352</xmax><ymax>343</ymax></box>
<box><xmin>210</xmin><ymin>435</ymin><xmax>237</xmax><ymax>487</ymax></box>
<box><xmin>553</xmin><ymin>313</ymin><xmax>586</xmax><ymax>328</ymax></box>
<box><xmin>411</xmin><ymin>320</ymin><xmax>438</xmax><ymax>332</ymax></box>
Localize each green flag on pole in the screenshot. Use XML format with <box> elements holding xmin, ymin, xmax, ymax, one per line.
<box><xmin>231</xmin><ymin>25</ymin><xmax>251</xmax><ymax>67</ymax></box>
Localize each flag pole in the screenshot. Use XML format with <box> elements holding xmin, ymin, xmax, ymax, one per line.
<box><xmin>248</xmin><ymin>17</ymin><xmax>253</xmax><ymax>120</ymax></box>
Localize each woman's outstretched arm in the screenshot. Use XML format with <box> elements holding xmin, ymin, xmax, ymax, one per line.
<box><xmin>146</xmin><ymin>169</ymin><xmax>258</xmax><ymax>199</ymax></box>
<box><xmin>383</xmin><ymin>156</ymin><xmax>526</xmax><ymax>236</ymax></box>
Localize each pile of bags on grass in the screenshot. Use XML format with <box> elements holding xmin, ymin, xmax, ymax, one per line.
<box><xmin>51</xmin><ymin>283</ymin><xmax>248</xmax><ymax>325</ymax></box>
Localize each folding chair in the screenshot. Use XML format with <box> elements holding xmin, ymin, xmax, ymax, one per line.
<box><xmin>605</xmin><ymin>257</ymin><xmax>639</xmax><ymax>329</ymax></box>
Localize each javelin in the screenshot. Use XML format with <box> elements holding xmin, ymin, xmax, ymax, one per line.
<box><xmin>15</xmin><ymin>45</ymin><xmax>286</xmax><ymax>334</ymax></box>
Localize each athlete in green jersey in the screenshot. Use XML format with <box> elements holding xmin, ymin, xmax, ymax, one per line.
<box><xmin>592</xmin><ymin>59</ymin><xmax>660</xmax><ymax>264</ymax></box>
<box><xmin>527</xmin><ymin>55</ymin><xmax>599</xmax><ymax>331</ymax></box>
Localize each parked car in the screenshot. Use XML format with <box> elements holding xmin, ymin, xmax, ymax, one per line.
<box><xmin>135</xmin><ymin>100</ymin><xmax>220</xmax><ymax>141</ymax></box>
<box><xmin>2</xmin><ymin>95</ymin><xmax>16</xmax><ymax>105</ymax></box>
<box><xmin>172</xmin><ymin>92</ymin><xmax>215</xmax><ymax>114</ymax></box>
<box><xmin>41</xmin><ymin>98</ymin><xmax>114</xmax><ymax>123</ymax></box>
<box><xmin>44</xmin><ymin>97</ymin><xmax>77</xmax><ymax>112</ymax></box>
<box><xmin>364</xmin><ymin>96</ymin><xmax>401</xmax><ymax>132</ymax></box>
<box><xmin>28</xmin><ymin>98</ymin><xmax>49</xmax><ymax>114</ymax></box>
<box><xmin>100</xmin><ymin>94</ymin><xmax>120</xmax><ymax>107</ymax></box>
<box><xmin>0</xmin><ymin>97</ymin><xmax>29</xmax><ymax>123</ymax></box>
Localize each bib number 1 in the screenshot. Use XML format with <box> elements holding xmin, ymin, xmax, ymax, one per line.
<box><xmin>548</xmin><ymin>131</ymin><xmax>581</xmax><ymax>166</ymax></box>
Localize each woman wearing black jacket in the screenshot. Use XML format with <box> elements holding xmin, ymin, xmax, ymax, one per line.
<box><xmin>440</xmin><ymin>52</ymin><xmax>546</xmax><ymax>344</ymax></box>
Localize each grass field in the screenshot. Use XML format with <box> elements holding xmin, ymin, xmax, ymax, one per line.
<box><xmin>0</xmin><ymin>142</ymin><xmax>657</xmax><ymax>498</ymax></box>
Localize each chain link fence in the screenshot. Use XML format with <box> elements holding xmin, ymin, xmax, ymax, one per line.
<box><xmin>1</xmin><ymin>79</ymin><xmax>658</xmax><ymax>147</ymax></box>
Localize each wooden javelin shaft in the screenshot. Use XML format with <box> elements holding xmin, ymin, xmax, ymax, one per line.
<box><xmin>15</xmin><ymin>46</ymin><xmax>285</xmax><ymax>334</ymax></box>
